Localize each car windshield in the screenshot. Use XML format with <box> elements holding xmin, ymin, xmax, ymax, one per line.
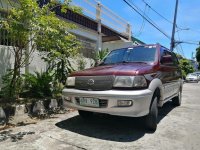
<box><xmin>102</xmin><ymin>46</ymin><xmax>157</xmax><ymax>65</ymax></box>
<box><xmin>194</xmin><ymin>72</ymin><xmax>200</xmax><ymax>75</ymax></box>
<box><xmin>188</xmin><ymin>73</ymin><xmax>197</xmax><ymax>76</ymax></box>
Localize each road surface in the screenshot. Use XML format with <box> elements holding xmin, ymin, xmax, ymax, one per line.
<box><xmin>0</xmin><ymin>83</ymin><xmax>200</xmax><ymax>150</ymax></box>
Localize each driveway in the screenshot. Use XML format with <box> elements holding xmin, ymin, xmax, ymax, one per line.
<box><xmin>0</xmin><ymin>83</ymin><xmax>200</xmax><ymax>150</ymax></box>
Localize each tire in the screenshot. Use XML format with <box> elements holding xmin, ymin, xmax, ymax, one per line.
<box><xmin>172</xmin><ymin>88</ymin><xmax>182</xmax><ymax>106</ymax></box>
<box><xmin>78</xmin><ymin>110</ymin><xmax>93</xmax><ymax>119</ymax></box>
<box><xmin>145</xmin><ymin>94</ymin><xmax>158</xmax><ymax>131</ymax></box>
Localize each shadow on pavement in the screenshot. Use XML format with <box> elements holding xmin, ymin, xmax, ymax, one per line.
<box><xmin>55</xmin><ymin>101</ymin><xmax>175</xmax><ymax>142</ymax></box>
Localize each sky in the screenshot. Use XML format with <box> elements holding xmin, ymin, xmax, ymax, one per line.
<box><xmin>96</xmin><ymin>0</ymin><xmax>200</xmax><ymax>59</ymax></box>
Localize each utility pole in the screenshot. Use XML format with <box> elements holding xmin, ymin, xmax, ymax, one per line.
<box><xmin>170</xmin><ymin>0</ymin><xmax>179</xmax><ymax>51</ymax></box>
<box><xmin>96</xmin><ymin>2</ymin><xmax>102</xmax><ymax>51</ymax></box>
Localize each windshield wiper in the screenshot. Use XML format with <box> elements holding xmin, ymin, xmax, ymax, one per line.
<box><xmin>99</xmin><ymin>61</ymin><xmax>148</xmax><ymax>66</ymax></box>
<box><xmin>119</xmin><ymin>61</ymin><xmax>148</xmax><ymax>64</ymax></box>
<box><xmin>132</xmin><ymin>61</ymin><xmax>148</xmax><ymax>64</ymax></box>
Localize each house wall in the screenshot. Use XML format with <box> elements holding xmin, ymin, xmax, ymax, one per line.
<box><xmin>0</xmin><ymin>0</ymin><xmax>136</xmax><ymax>89</ymax></box>
<box><xmin>0</xmin><ymin>24</ymin><xmax>133</xmax><ymax>88</ymax></box>
<box><xmin>0</xmin><ymin>45</ymin><xmax>94</xmax><ymax>89</ymax></box>
<box><xmin>70</xmin><ymin>26</ymin><xmax>98</xmax><ymax>58</ymax></box>
<box><xmin>0</xmin><ymin>45</ymin><xmax>48</xmax><ymax>89</ymax></box>
<box><xmin>0</xmin><ymin>46</ymin><xmax>13</xmax><ymax>87</ymax></box>
<box><xmin>102</xmin><ymin>40</ymin><xmax>133</xmax><ymax>51</ymax></box>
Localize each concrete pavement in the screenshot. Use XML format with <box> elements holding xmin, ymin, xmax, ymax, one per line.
<box><xmin>0</xmin><ymin>83</ymin><xmax>200</xmax><ymax>150</ymax></box>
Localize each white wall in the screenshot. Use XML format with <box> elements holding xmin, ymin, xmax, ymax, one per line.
<box><xmin>70</xmin><ymin>26</ymin><xmax>99</xmax><ymax>42</ymax></box>
<box><xmin>102</xmin><ymin>40</ymin><xmax>133</xmax><ymax>51</ymax></box>
<box><xmin>0</xmin><ymin>46</ymin><xmax>14</xmax><ymax>87</ymax></box>
<box><xmin>0</xmin><ymin>45</ymin><xmax>95</xmax><ymax>89</ymax></box>
<box><xmin>0</xmin><ymin>46</ymin><xmax>47</xmax><ymax>88</ymax></box>
<box><xmin>28</xmin><ymin>51</ymin><xmax>47</xmax><ymax>74</ymax></box>
<box><xmin>0</xmin><ymin>13</ymin><xmax>133</xmax><ymax>89</ymax></box>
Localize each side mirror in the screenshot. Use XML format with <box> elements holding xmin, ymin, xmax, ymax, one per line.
<box><xmin>161</xmin><ymin>55</ymin><xmax>174</xmax><ymax>65</ymax></box>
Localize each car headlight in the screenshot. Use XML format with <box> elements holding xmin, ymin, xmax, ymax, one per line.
<box><xmin>113</xmin><ymin>76</ymin><xmax>147</xmax><ymax>88</ymax></box>
<box><xmin>66</xmin><ymin>77</ymin><xmax>75</xmax><ymax>86</ymax></box>
<box><xmin>133</xmin><ymin>76</ymin><xmax>147</xmax><ymax>87</ymax></box>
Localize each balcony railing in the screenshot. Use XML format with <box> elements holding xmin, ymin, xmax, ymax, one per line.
<box><xmin>72</xmin><ymin>0</ymin><xmax>131</xmax><ymax>40</ymax></box>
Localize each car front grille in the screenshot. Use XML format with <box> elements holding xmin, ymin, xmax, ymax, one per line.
<box><xmin>75</xmin><ymin>76</ymin><xmax>114</xmax><ymax>91</ymax></box>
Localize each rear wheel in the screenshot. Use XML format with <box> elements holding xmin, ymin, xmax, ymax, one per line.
<box><xmin>78</xmin><ymin>110</ymin><xmax>93</xmax><ymax>119</ymax></box>
<box><xmin>172</xmin><ymin>89</ymin><xmax>182</xmax><ymax>106</ymax></box>
<box><xmin>145</xmin><ymin>94</ymin><xmax>158</xmax><ymax>131</ymax></box>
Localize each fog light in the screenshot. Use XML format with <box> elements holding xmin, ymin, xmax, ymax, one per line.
<box><xmin>117</xmin><ymin>100</ymin><xmax>133</xmax><ymax>107</ymax></box>
<box><xmin>63</xmin><ymin>96</ymin><xmax>72</xmax><ymax>102</ymax></box>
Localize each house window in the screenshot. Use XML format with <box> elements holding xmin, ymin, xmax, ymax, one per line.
<box><xmin>0</xmin><ymin>11</ymin><xmax>16</xmax><ymax>46</ymax></box>
<box><xmin>76</xmin><ymin>35</ymin><xmax>96</xmax><ymax>59</ymax></box>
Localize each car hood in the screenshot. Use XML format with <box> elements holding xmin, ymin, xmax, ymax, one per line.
<box><xmin>71</xmin><ymin>63</ymin><xmax>157</xmax><ymax>76</ymax></box>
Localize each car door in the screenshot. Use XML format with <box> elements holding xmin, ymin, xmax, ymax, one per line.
<box><xmin>171</xmin><ymin>52</ymin><xmax>182</xmax><ymax>95</ymax></box>
<box><xmin>159</xmin><ymin>48</ymin><xmax>178</xmax><ymax>99</ymax></box>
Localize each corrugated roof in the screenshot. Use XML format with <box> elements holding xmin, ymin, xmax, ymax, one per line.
<box><xmin>131</xmin><ymin>37</ymin><xmax>145</xmax><ymax>45</ymax></box>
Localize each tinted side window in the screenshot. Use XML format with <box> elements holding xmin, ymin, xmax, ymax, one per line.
<box><xmin>171</xmin><ymin>53</ymin><xmax>179</xmax><ymax>66</ymax></box>
<box><xmin>160</xmin><ymin>50</ymin><xmax>174</xmax><ymax>66</ymax></box>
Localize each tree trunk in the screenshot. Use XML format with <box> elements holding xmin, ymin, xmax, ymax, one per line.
<box><xmin>61</xmin><ymin>59</ymin><xmax>65</xmax><ymax>84</ymax></box>
<box><xmin>9</xmin><ymin>48</ymin><xmax>21</xmax><ymax>98</ymax></box>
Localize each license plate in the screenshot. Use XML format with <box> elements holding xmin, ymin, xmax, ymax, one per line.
<box><xmin>79</xmin><ymin>97</ymin><xmax>99</xmax><ymax>107</ymax></box>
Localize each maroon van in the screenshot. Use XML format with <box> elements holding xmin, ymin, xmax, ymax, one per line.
<box><xmin>62</xmin><ymin>44</ymin><xmax>182</xmax><ymax>131</ymax></box>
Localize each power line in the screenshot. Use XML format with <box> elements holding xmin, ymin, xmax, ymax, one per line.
<box><xmin>123</xmin><ymin>0</ymin><xmax>171</xmax><ymax>40</ymax></box>
<box><xmin>175</xmin><ymin>47</ymin><xmax>187</xmax><ymax>59</ymax></box>
<box><xmin>135</xmin><ymin>3</ymin><xmax>149</xmax><ymax>37</ymax></box>
<box><xmin>141</xmin><ymin>0</ymin><xmax>173</xmax><ymax>24</ymax></box>
<box><xmin>185</xmin><ymin>28</ymin><xmax>200</xmax><ymax>35</ymax></box>
<box><xmin>142</xmin><ymin>0</ymin><xmax>199</xmax><ymax>38</ymax></box>
<box><xmin>124</xmin><ymin>0</ymin><xmax>199</xmax><ymax>47</ymax></box>
<box><xmin>142</xmin><ymin>0</ymin><xmax>200</xmax><ymax>45</ymax></box>
<box><xmin>176</xmin><ymin>31</ymin><xmax>185</xmax><ymax>57</ymax></box>
<box><xmin>180</xmin><ymin>41</ymin><xmax>199</xmax><ymax>45</ymax></box>
<box><xmin>186</xmin><ymin>40</ymin><xmax>200</xmax><ymax>43</ymax></box>
<box><xmin>174</xmin><ymin>43</ymin><xmax>185</xmax><ymax>58</ymax></box>
<box><xmin>142</xmin><ymin>0</ymin><xmax>193</xmax><ymax>33</ymax></box>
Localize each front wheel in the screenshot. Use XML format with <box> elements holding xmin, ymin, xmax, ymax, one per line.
<box><xmin>145</xmin><ymin>95</ymin><xmax>158</xmax><ymax>131</ymax></box>
<box><xmin>172</xmin><ymin>89</ymin><xmax>182</xmax><ymax>106</ymax></box>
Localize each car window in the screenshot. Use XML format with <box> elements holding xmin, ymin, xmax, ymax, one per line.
<box><xmin>190</xmin><ymin>73</ymin><xmax>197</xmax><ymax>76</ymax></box>
<box><xmin>102</xmin><ymin>46</ymin><xmax>157</xmax><ymax>65</ymax></box>
<box><xmin>103</xmin><ymin>49</ymin><xmax>126</xmax><ymax>64</ymax></box>
<box><xmin>194</xmin><ymin>72</ymin><xmax>200</xmax><ymax>75</ymax></box>
<box><xmin>160</xmin><ymin>49</ymin><xmax>177</xmax><ymax>66</ymax></box>
<box><xmin>171</xmin><ymin>52</ymin><xmax>179</xmax><ymax>66</ymax></box>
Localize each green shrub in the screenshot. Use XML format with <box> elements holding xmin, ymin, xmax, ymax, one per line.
<box><xmin>179</xmin><ymin>59</ymin><xmax>195</xmax><ymax>79</ymax></box>
<box><xmin>0</xmin><ymin>70</ymin><xmax>24</xmax><ymax>99</ymax></box>
<box><xmin>51</xmin><ymin>80</ymin><xmax>64</xmax><ymax>99</ymax></box>
<box><xmin>96</xmin><ymin>49</ymin><xmax>109</xmax><ymax>60</ymax></box>
<box><xmin>23</xmin><ymin>71</ymin><xmax>53</xmax><ymax>98</ymax></box>
<box><xmin>95</xmin><ymin>49</ymin><xmax>109</xmax><ymax>65</ymax></box>
<box><xmin>76</xmin><ymin>54</ymin><xmax>86</xmax><ymax>70</ymax></box>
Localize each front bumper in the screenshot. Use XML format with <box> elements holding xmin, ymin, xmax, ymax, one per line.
<box><xmin>185</xmin><ymin>78</ymin><xmax>198</xmax><ymax>82</ymax></box>
<box><xmin>62</xmin><ymin>88</ymin><xmax>153</xmax><ymax>117</ymax></box>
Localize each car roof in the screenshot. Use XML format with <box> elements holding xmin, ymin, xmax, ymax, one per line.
<box><xmin>110</xmin><ymin>44</ymin><xmax>161</xmax><ymax>51</ymax></box>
